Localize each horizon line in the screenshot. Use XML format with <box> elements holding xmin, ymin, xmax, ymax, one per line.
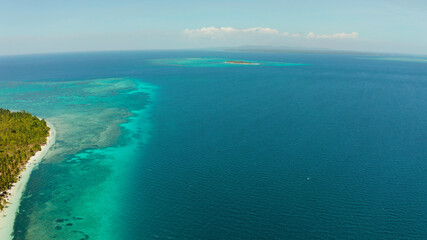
<box><xmin>0</xmin><ymin>47</ymin><xmax>425</xmax><ymax>58</ymax></box>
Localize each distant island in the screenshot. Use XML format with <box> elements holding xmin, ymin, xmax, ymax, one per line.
<box><xmin>0</xmin><ymin>109</ymin><xmax>50</xmax><ymax>210</ymax></box>
<box><xmin>225</xmin><ymin>60</ymin><xmax>260</xmax><ymax>65</ymax></box>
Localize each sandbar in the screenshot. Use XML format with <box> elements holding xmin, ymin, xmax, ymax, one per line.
<box><xmin>224</xmin><ymin>60</ymin><xmax>260</xmax><ymax>65</ymax></box>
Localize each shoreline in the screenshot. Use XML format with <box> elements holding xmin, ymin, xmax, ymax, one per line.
<box><xmin>0</xmin><ymin>121</ymin><xmax>56</xmax><ymax>240</ymax></box>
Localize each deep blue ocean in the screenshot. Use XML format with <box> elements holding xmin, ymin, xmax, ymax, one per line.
<box><xmin>0</xmin><ymin>51</ymin><xmax>426</xmax><ymax>239</ymax></box>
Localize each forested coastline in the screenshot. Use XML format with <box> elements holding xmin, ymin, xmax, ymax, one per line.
<box><xmin>0</xmin><ymin>109</ymin><xmax>50</xmax><ymax>210</ymax></box>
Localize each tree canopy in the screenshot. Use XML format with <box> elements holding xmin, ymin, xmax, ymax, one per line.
<box><xmin>0</xmin><ymin>108</ymin><xmax>50</xmax><ymax>210</ymax></box>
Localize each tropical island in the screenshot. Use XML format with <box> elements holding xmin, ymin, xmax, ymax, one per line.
<box><xmin>0</xmin><ymin>109</ymin><xmax>50</xmax><ymax>210</ymax></box>
<box><xmin>224</xmin><ymin>60</ymin><xmax>260</xmax><ymax>65</ymax></box>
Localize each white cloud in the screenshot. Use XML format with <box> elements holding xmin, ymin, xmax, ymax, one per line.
<box><xmin>184</xmin><ymin>27</ymin><xmax>280</xmax><ymax>36</ymax></box>
<box><xmin>184</xmin><ymin>27</ymin><xmax>358</xmax><ymax>41</ymax></box>
<box><xmin>306</xmin><ymin>32</ymin><xmax>359</xmax><ymax>39</ymax></box>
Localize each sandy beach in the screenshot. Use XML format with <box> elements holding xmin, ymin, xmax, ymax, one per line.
<box><xmin>0</xmin><ymin>121</ymin><xmax>56</xmax><ymax>240</ymax></box>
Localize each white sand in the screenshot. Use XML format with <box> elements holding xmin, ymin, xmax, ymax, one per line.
<box><xmin>0</xmin><ymin>121</ymin><xmax>56</xmax><ymax>240</ymax></box>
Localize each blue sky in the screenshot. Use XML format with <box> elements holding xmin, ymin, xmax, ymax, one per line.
<box><xmin>1</xmin><ymin>0</ymin><xmax>426</xmax><ymax>55</ymax></box>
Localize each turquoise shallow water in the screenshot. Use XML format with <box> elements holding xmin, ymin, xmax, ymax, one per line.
<box><xmin>151</xmin><ymin>57</ymin><xmax>306</xmax><ymax>67</ymax></box>
<box><xmin>0</xmin><ymin>77</ymin><xmax>157</xmax><ymax>239</ymax></box>
<box><xmin>0</xmin><ymin>51</ymin><xmax>426</xmax><ymax>239</ymax></box>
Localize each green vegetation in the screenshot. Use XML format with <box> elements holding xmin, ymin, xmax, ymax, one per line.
<box><xmin>0</xmin><ymin>108</ymin><xmax>49</xmax><ymax>210</ymax></box>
